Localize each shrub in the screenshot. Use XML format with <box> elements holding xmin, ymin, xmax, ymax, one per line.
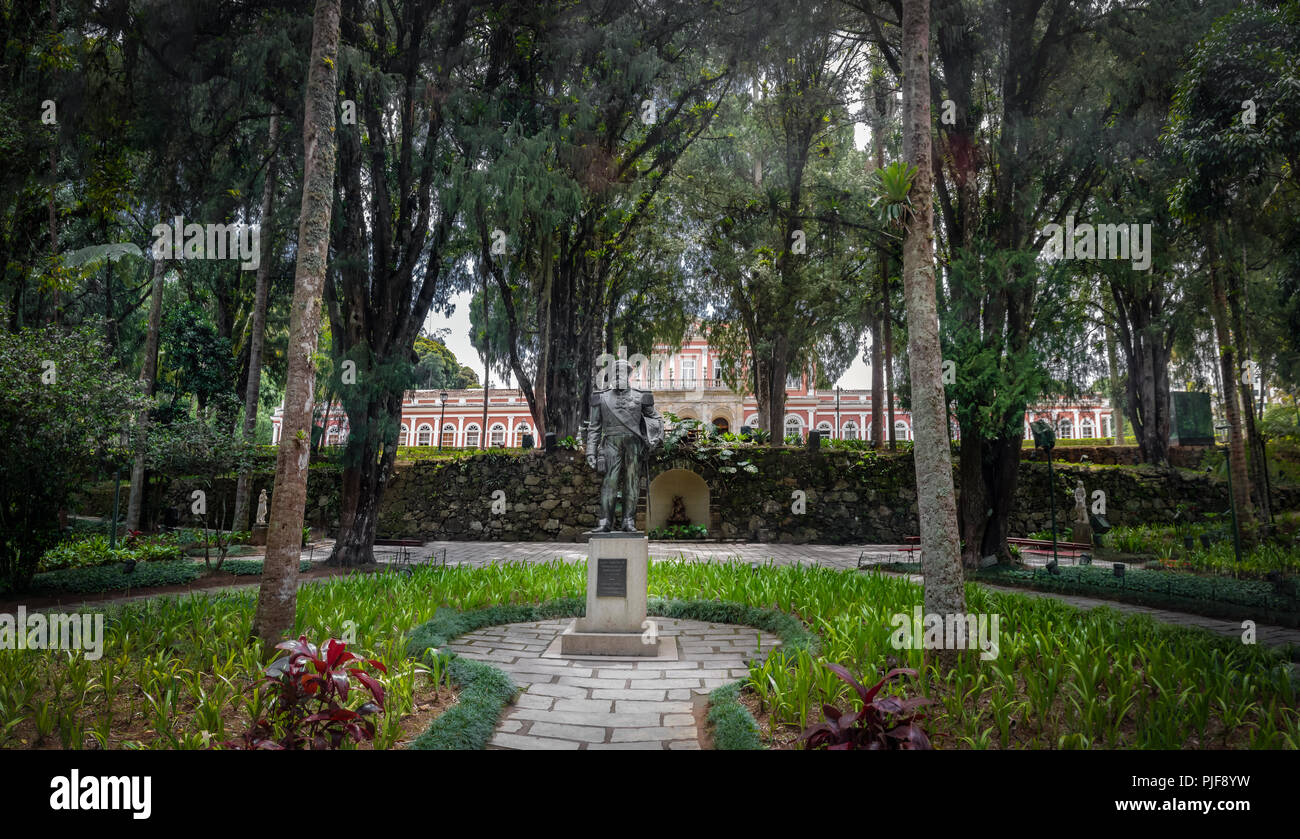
<box><xmin>649</xmin><ymin>524</ymin><xmax>708</xmax><ymax>540</ymax></box>
<box><xmin>224</xmin><ymin>636</ymin><xmax>387</xmax><ymax>750</ymax></box>
<box><xmin>800</xmin><ymin>665</ymin><xmax>933</xmax><ymax>750</ymax></box>
<box><xmin>0</xmin><ymin>317</ymin><xmax>146</xmax><ymax>591</ymax></box>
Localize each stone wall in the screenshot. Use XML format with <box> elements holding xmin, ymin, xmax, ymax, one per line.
<box><xmin>371</xmin><ymin>448</ymin><xmax>1295</xmax><ymax>543</ymax></box>
<box><xmin>80</xmin><ymin>447</ymin><xmax>1297</xmax><ymax>544</ymax></box>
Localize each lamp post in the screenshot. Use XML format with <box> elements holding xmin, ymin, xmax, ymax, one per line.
<box><xmin>1031</xmin><ymin>418</ymin><xmax>1058</xmax><ymax>566</ymax></box>
<box><xmin>439</xmin><ymin>391</ymin><xmax>449</xmax><ymax>450</ymax></box>
<box><xmin>1215</xmin><ymin>424</ymin><xmax>1243</xmax><ymax>567</ymax></box>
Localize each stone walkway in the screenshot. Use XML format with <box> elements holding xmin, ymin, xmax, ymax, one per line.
<box><xmin>446</xmin><ymin>618</ymin><xmax>780</xmax><ymax>750</ymax></box>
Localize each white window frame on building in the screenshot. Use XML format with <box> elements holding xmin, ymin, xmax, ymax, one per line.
<box><xmin>489</xmin><ymin>423</ymin><xmax>506</xmax><ymax>447</ymax></box>
<box><xmin>514</xmin><ymin>422</ymin><xmax>531</xmax><ymax>447</ymax></box>
<box><xmin>441</xmin><ymin>423</ymin><xmax>456</xmax><ymax>448</ymax></box>
<box><xmin>465</xmin><ymin>423</ymin><xmax>481</xmax><ymax>448</ymax></box>
<box><xmin>681</xmin><ymin>357</ymin><xmax>696</xmax><ymax>386</ymax></box>
<box><xmin>1058</xmin><ymin>417</ymin><xmax>1073</xmax><ymax>439</ymax></box>
<box><xmin>416</xmin><ymin>423</ymin><xmax>432</xmax><ymax>446</ymax></box>
<box><xmin>398</xmin><ymin>424</ymin><xmax>409</xmax><ymax>447</ymax></box>
<box><xmin>894</xmin><ymin>420</ymin><xmax>910</xmax><ymax>441</ymax></box>
<box><xmin>843</xmin><ymin>420</ymin><xmax>859</xmax><ymax>441</ymax></box>
<box><xmin>784</xmin><ymin>415</ymin><xmax>804</xmax><ymax>441</ymax></box>
<box><xmin>1080</xmin><ymin>417</ymin><xmax>1095</xmax><ymax>439</ymax></box>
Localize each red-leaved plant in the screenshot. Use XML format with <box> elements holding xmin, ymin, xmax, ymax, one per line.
<box><xmin>224</xmin><ymin>636</ymin><xmax>387</xmax><ymax>750</ymax></box>
<box><xmin>800</xmin><ymin>664</ymin><xmax>933</xmax><ymax>750</ymax></box>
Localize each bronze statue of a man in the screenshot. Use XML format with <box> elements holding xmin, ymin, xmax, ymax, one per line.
<box><xmin>587</xmin><ymin>360</ymin><xmax>663</xmax><ymax>532</ymax></box>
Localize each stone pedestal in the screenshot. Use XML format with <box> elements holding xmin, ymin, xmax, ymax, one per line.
<box><xmin>250</xmin><ymin>524</ymin><xmax>268</xmax><ymax>546</ymax></box>
<box><xmin>1071</xmin><ymin>522</ymin><xmax>1092</xmax><ymax>548</ymax></box>
<box><xmin>560</xmin><ymin>532</ymin><xmax>659</xmax><ymax>657</ymax></box>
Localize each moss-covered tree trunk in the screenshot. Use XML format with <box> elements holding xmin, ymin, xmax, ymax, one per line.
<box><xmin>252</xmin><ymin>0</ymin><xmax>340</xmax><ymax>646</ymax></box>
<box><xmin>902</xmin><ymin>0</ymin><xmax>964</xmax><ymax>666</ymax></box>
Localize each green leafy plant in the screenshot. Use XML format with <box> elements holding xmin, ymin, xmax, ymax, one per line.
<box><xmin>868</xmin><ymin>160</ymin><xmax>918</xmax><ymax>228</ymax></box>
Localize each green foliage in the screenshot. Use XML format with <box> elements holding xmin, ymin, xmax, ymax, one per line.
<box><xmin>1</xmin><ymin>561</ymin><xmax>1296</xmax><ymax>750</ymax></box>
<box><xmin>0</xmin><ymin>317</ymin><xmax>146</xmax><ymax>591</ymax></box>
<box><xmin>412</xmin><ymin>333</ymin><xmax>479</xmax><ymax>391</ymax></box>
<box><xmin>38</xmin><ymin>533</ymin><xmax>183</xmax><ymax>572</ymax></box>
<box><xmin>649</xmin><ymin>524</ymin><xmax>708</xmax><ymax>540</ymax></box>
<box><xmin>707</xmin><ymin>682</ymin><xmax>762</xmax><ymax>750</ymax></box>
<box><xmin>974</xmin><ymin>564</ymin><xmax>1299</xmax><ymax>624</ymax></box>
<box><xmin>157</xmin><ymin>301</ymin><xmax>235</xmax><ymax>411</ymax></box>
<box><xmin>15</xmin><ymin>561</ymin><xmax>204</xmax><ymax>595</ymax></box>
<box><xmin>868</xmin><ymin>161</ymin><xmax>918</xmax><ymax>227</ymax></box>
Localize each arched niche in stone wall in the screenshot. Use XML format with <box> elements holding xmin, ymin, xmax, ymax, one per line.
<box><xmin>647</xmin><ymin>468</ymin><xmax>710</xmax><ymax>532</ymax></box>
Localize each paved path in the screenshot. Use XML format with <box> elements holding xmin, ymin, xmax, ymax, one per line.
<box><xmin>447</xmin><ymin>618</ymin><xmax>780</xmax><ymax>750</ymax></box>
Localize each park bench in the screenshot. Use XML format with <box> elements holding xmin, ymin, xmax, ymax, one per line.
<box><xmin>374</xmin><ymin>538</ymin><xmax>446</xmax><ymax>570</ymax></box>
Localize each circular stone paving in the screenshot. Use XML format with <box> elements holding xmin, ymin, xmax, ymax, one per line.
<box><xmin>447</xmin><ymin>618</ymin><xmax>782</xmax><ymax>750</ymax></box>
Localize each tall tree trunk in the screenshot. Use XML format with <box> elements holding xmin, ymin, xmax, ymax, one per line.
<box><xmin>233</xmin><ymin>113</ymin><xmax>281</xmax><ymax>532</ymax></box>
<box><xmin>870</xmin><ymin>83</ymin><xmax>887</xmax><ymax>449</ymax></box>
<box><xmin>1206</xmin><ymin>230</ymin><xmax>1254</xmax><ymax>531</ymax></box>
<box><xmin>870</xmin><ymin>310</ymin><xmax>884</xmax><ymax>447</ymax></box>
<box><xmin>1105</xmin><ymin>322</ymin><xmax>1125</xmax><ymax>444</ymax></box>
<box><xmin>883</xmin><ymin>279</ymin><xmax>896</xmax><ymax>449</ymax></box>
<box><xmin>481</xmin><ymin>264</ymin><xmax>490</xmax><ymax>443</ymax></box>
<box><xmin>902</xmin><ymin>0</ymin><xmax>963</xmax><ymax>665</ymax></box>
<box><xmin>252</xmin><ymin>0</ymin><xmax>340</xmax><ymax>646</ymax></box>
<box><xmin>125</xmin><ymin>255</ymin><xmax>168</xmax><ymax>532</ymax></box>
<box><xmin>1227</xmin><ymin>246</ymin><xmax>1270</xmax><ymax>523</ymax></box>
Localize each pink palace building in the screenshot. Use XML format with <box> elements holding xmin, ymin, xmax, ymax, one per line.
<box><xmin>271</xmin><ymin>332</ymin><xmax>1117</xmax><ymax>448</ymax></box>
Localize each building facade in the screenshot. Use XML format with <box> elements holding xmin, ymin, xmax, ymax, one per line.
<box><xmin>271</xmin><ymin>332</ymin><xmax>1116</xmax><ymax>447</ymax></box>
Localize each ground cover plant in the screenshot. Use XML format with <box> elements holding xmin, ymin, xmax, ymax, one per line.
<box><xmin>0</xmin><ymin>559</ymin><xmax>314</xmax><ymax>597</ymax></box>
<box><xmin>1105</xmin><ymin>522</ymin><xmax>1300</xmax><ymax>578</ymax></box>
<box><xmin>0</xmin><ymin>560</ymin><xmax>1294</xmax><ymax>750</ymax></box>
<box><xmin>878</xmin><ymin>559</ymin><xmax>1300</xmax><ymax>626</ymax></box>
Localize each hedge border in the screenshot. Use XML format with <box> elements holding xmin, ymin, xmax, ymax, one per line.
<box><xmin>878</xmin><ymin>561</ymin><xmax>1300</xmax><ymax>629</ymax></box>
<box><xmin>401</xmin><ymin>597</ymin><xmax>818</xmax><ymax>751</ymax></box>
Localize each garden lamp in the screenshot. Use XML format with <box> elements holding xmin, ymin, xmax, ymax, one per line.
<box><xmin>1214</xmin><ymin>424</ymin><xmax>1244</xmax><ymax>567</ymax></box>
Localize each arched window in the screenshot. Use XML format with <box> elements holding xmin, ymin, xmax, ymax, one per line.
<box><xmin>894</xmin><ymin>420</ymin><xmax>910</xmax><ymax>441</ymax></box>
<box><xmin>744</xmin><ymin>416</ymin><xmax>758</xmax><ymax>429</ymax></box>
<box><xmin>1058</xmin><ymin>417</ymin><xmax>1073</xmax><ymax>439</ymax></box>
<box><xmin>842</xmin><ymin>421</ymin><xmax>859</xmax><ymax>441</ymax></box>
<box><xmin>441</xmin><ymin>423</ymin><xmax>456</xmax><ymax>448</ymax></box>
<box><xmin>489</xmin><ymin>423</ymin><xmax>506</xmax><ymax>446</ymax></box>
<box><xmin>711</xmin><ymin>417</ymin><xmax>730</xmax><ymax>433</ymax></box>
<box><xmin>398</xmin><ymin>424</ymin><xmax>409</xmax><ymax>447</ymax></box>
<box><xmin>416</xmin><ymin>423</ymin><xmax>432</xmax><ymax>446</ymax></box>
<box><xmin>464</xmin><ymin>424</ymin><xmax>481</xmax><ymax>448</ymax></box>
<box><xmin>784</xmin><ymin>415</ymin><xmax>804</xmax><ymax>441</ymax></box>
<box><xmin>326</xmin><ymin>426</ymin><xmax>339</xmax><ymax>445</ymax></box>
<box><xmin>1080</xmin><ymin>417</ymin><xmax>1095</xmax><ymax>439</ymax></box>
<box><xmin>816</xmin><ymin>421</ymin><xmax>832</xmax><ymax>437</ymax></box>
<box><xmin>514</xmin><ymin>422</ymin><xmax>532</xmax><ymax>446</ymax></box>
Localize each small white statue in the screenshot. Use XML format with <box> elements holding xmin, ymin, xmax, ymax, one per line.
<box><xmin>1073</xmin><ymin>480</ymin><xmax>1087</xmax><ymax>524</ymax></box>
<box><xmin>256</xmin><ymin>489</ymin><xmax>269</xmax><ymax>525</ymax></box>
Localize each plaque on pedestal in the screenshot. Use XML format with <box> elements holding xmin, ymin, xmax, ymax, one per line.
<box><xmin>558</xmin><ymin>532</ymin><xmax>668</xmax><ymax>658</ymax></box>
